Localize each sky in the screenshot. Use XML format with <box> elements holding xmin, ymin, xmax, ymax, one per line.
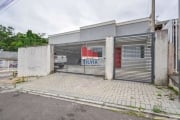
<box><xmin>0</xmin><ymin>0</ymin><xmax>178</xmax><ymax>35</ymax></box>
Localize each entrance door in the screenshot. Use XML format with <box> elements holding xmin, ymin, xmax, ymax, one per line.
<box><xmin>115</xmin><ymin>48</ymin><xmax>121</xmax><ymax>68</ymax></box>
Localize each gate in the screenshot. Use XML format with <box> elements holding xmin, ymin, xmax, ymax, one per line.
<box><xmin>54</xmin><ymin>40</ymin><xmax>105</xmax><ymax>77</ymax></box>
<box><xmin>114</xmin><ymin>33</ymin><xmax>155</xmax><ymax>83</ymax></box>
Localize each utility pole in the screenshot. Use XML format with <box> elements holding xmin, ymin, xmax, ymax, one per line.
<box><xmin>151</xmin><ymin>0</ymin><xmax>155</xmax><ymax>32</ymax></box>
<box><xmin>178</xmin><ymin>0</ymin><xmax>180</xmax><ymax>101</ymax></box>
<box><xmin>179</xmin><ymin>0</ymin><xmax>180</xmax><ymax>19</ymax></box>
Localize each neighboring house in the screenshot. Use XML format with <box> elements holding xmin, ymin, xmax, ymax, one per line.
<box><xmin>155</xmin><ymin>19</ymin><xmax>179</xmax><ymax>90</ymax></box>
<box><xmin>0</xmin><ymin>51</ymin><xmax>18</xmax><ymax>68</ymax></box>
<box><xmin>156</xmin><ymin>19</ymin><xmax>179</xmax><ymax>75</ymax></box>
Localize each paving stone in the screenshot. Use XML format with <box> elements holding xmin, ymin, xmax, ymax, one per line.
<box><xmin>16</xmin><ymin>73</ymin><xmax>180</xmax><ymax>115</ymax></box>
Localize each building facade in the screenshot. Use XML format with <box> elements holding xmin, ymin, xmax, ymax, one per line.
<box><xmin>48</xmin><ymin>18</ymin><xmax>158</xmax><ymax>83</ymax></box>
<box><xmin>49</xmin><ymin>18</ymin><xmax>151</xmax><ymax>67</ymax></box>
<box><xmin>15</xmin><ymin>17</ymin><xmax>173</xmax><ymax>85</ymax></box>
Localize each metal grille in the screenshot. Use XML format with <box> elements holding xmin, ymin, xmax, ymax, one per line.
<box><xmin>54</xmin><ymin>40</ymin><xmax>105</xmax><ymax>76</ymax></box>
<box><xmin>114</xmin><ymin>33</ymin><xmax>155</xmax><ymax>83</ymax></box>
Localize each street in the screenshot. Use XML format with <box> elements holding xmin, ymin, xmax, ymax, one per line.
<box><xmin>0</xmin><ymin>90</ymin><xmax>150</xmax><ymax>120</ymax></box>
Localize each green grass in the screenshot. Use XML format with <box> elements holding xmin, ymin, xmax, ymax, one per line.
<box><xmin>157</xmin><ymin>93</ymin><xmax>162</xmax><ymax>97</ymax></box>
<box><xmin>168</xmin><ymin>86</ymin><xmax>179</xmax><ymax>95</ymax></box>
<box><xmin>127</xmin><ymin>105</ymin><xmax>136</xmax><ymax>109</ymax></box>
<box><xmin>152</xmin><ymin>105</ymin><xmax>162</xmax><ymax>113</ymax></box>
<box><xmin>152</xmin><ymin>104</ymin><xmax>166</xmax><ymax>114</ymax></box>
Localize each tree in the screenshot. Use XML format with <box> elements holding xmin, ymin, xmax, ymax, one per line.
<box><xmin>0</xmin><ymin>25</ymin><xmax>48</xmax><ymax>51</ymax></box>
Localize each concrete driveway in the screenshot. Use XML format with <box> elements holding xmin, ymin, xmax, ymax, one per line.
<box><xmin>16</xmin><ymin>73</ymin><xmax>180</xmax><ymax>118</ymax></box>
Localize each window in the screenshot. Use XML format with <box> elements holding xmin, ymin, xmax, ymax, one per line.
<box><xmin>91</xmin><ymin>47</ymin><xmax>103</xmax><ymax>57</ymax></box>
<box><xmin>81</xmin><ymin>46</ymin><xmax>104</xmax><ymax>58</ymax></box>
<box><xmin>123</xmin><ymin>45</ymin><xmax>144</xmax><ymax>58</ymax></box>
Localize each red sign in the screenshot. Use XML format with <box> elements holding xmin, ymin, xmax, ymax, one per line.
<box><xmin>81</xmin><ymin>46</ymin><xmax>98</xmax><ymax>59</ymax></box>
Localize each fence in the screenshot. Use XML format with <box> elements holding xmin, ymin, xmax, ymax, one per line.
<box><xmin>114</xmin><ymin>33</ymin><xmax>155</xmax><ymax>83</ymax></box>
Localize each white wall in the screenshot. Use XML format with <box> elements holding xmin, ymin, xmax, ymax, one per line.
<box><xmin>80</xmin><ymin>22</ymin><xmax>116</xmax><ymax>41</ymax></box>
<box><xmin>105</xmin><ymin>37</ymin><xmax>114</xmax><ymax>80</ymax></box>
<box><xmin>49</xmin><ymin>31</ymin><xmax>80</xmax><ymax>45</ymax></box>
<box><xmin>49</xmin><ymin>19</ymin><xmax>151</xmax><ymax>45</ymax></box>
<box><xmin>154</xmin><ymin>30</ymin><xmax>168</xmax><ymax>85</ymax></box>
<box><xmin>116</xmin><ymin>21</ymin><xmax>150</xmax><ymax>36</ymax></box>
<box><xmin>18</xmin><ymin>45</ymin><xmax>54</xmax><ymax>77</ymax></box>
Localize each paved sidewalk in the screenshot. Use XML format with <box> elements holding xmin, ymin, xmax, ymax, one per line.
<box><xmin>16</xmin><ymin>73</ymin><xmax>180</xmax><ymax>117</ymax></box>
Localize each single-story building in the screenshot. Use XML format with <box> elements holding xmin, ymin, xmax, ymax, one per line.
<box><xmin>49</xmin><ymin>18</ymin><xmax>151</xmax><ymax>73</ymax></box>
<box><xmin>47</xmin><ymin>17</ymin><xmax>168</xmax><ymax>84</ymax></box>
<box><xmin>18</xmin><ymin>17</ymin><xmax>178</xmax><ymax>86</ymax></box>
<box><xmin>49</xmin><ymin>18</ymin><xmax>151</xmax><ymax>68</ymax></box>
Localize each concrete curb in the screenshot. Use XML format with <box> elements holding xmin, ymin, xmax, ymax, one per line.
<box><xmin>16</xmin><ymin>88</ymin><xmax>180</xmax><ymax>120</ymax></box>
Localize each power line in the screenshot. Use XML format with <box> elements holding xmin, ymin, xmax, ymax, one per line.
<box><xmin>0</xmin><ymin>0</ymin><xmax>15</xmax><ymax>11</ymax></box>
<box><xmin>0</xmin><ymin>0</ymin><xmax>21</xmax><ymax>15</ymax></box>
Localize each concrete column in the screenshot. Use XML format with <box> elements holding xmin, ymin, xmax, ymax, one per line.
<box><xmin>105</xmin><ymin>37</ymin><xmax>114</xmax><ymax>80</ymax></box>
<box><xmin>47</xmin><ymin>45</ymin><xmax>54</xmax><ymax>74</ymax></box>
<box><xmin>154</xmin><ymin>30</ymin><xmax>168</xmax><ymax>85</ymax></box>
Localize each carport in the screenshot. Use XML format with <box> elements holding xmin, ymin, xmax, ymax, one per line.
<box><xmin>54</xmin><ymin>40</ymin><xmax>105</xmax><ymax>77</ymax></box>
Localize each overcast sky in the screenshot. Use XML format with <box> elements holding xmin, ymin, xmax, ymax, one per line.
<box><xmin>0</xmin><ymin>0</ymin><xmax>178</xmax><ymax>35</ymax></box>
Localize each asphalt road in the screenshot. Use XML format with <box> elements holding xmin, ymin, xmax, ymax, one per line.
<box><xmin>0</xmin><ymin>91</ymin><xmax>150</xmax><ymax>120</ymax></box>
